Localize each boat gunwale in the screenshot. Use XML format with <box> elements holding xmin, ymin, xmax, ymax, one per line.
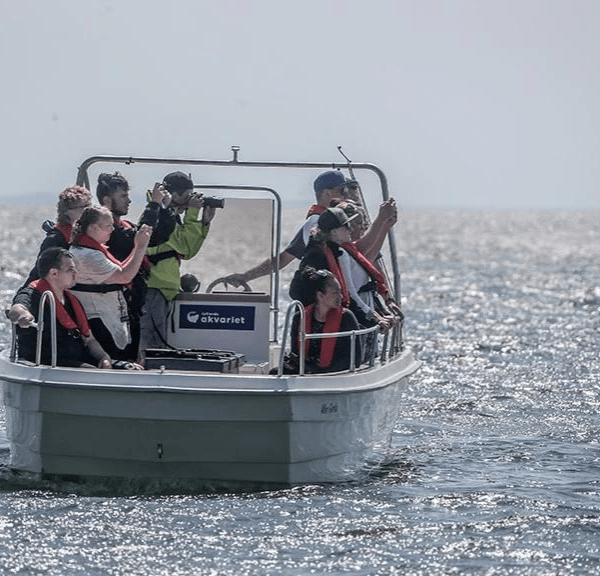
<box><xmin>0</xmin><ymin>348</ymin><xmax>420</xmax><ymax>396</ymax></box>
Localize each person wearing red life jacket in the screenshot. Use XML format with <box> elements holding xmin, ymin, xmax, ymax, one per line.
<box><xmin>69</xmin><ymin>206</ymin><xmax>152</xmax><ymax>363</ymax></box>
<box><xmin>335</xmin><ymin>200</ymin><xmax>399</xmax><ymax>327</ymax></box>
<box><xmin>8</xmin><ymin>247</ymin><xmax>113</xmax><ymax>369</ymax></box>
<box><xmin>95</xmin><ymin>172</ymin><xmax>172</xmax><ymax>361</ymax></box>
<box><xmin>23</xmin><ymin>186</ymin><xmax>92</xmax><ymax>285</ymax></box>
<box><xmin>290</xmin><ymin>206</ymin><xmax>391</xmax><ymax>331</ymax></box>
<box><xmin>289</xmin><ymin>267</ymin><xmax>361</xmax><ymax>374</ymax></box>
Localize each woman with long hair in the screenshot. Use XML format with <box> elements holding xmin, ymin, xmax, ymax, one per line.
<box><xmin>69</xmin><ymin>206</ymin><xmax>152</xmax><ymax>363</ymax></box>
<box><xmin>290</xmin><ymin>267</ymin><xmax>361</xmax><ymax>374</ymax></box>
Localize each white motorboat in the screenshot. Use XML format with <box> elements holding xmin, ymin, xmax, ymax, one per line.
<box><xmin>1</xmin><ymin>150</ymin><xmax>421</xmax><ymax>489</ymax></box>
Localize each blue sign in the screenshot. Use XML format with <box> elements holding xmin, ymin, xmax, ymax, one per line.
<box><xmin>179</xmin><ymin>304</ymin><xmax>255</xmax><ymax>331</ymax></box>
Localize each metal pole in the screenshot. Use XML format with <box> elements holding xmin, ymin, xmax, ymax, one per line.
<box><xmin>36</xmin><ymin>290</ymin><xmax>57</xmax><ymax>367</ymax></box>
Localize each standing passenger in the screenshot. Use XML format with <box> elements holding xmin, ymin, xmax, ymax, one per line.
<box><xmin>23</xmin><ymin>186</ymin><xmax>92</xmax><ymax>285</ymax></box>
<box><xmin>69</xmin><ymin>206</ymin><xmax>151</xmax><ymax>362</ymax></box>
<box><xmin>95</xmin><ymin>172</ymin><xmax>171</xmax><ymax>360</ymax></box>
<box><xmin>138</xmin><ymin>172</ymin><xmax>216</xmax><ymax>361</ymax></box>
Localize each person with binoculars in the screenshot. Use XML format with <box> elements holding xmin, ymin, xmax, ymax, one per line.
<box><xmin>139</xmin><ymin>171</ymin><xmax>218</xmax><ymax>364</ymax></box>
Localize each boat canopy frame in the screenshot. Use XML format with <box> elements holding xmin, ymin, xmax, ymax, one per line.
<box><xmin>76</xmin><ymin>148</ymin><xmax>401</xmax><ymax>296</ymax></box>
<box><xmin>76</xmin><ymin>148</ymin><xmax>404</xmax><ymax>353</ymax></box>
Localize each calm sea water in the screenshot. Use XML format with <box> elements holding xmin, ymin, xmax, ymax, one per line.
<box><xmin>0</xmin><ymin>206</ymin><xmax>599</xmax><ymax>575</ymax></box>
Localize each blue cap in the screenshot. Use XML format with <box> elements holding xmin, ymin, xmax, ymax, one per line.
<box><xmin>313</xmin><ymin>171</ymin><xmax>347</xmax><ymax>193</ymax></box>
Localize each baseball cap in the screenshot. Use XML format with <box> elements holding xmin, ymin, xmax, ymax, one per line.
<box><xmin>318</xmin><ymin>207</ymin><xmax>359</xmax><ymax>233</ymax></box>
<box><xmin>313</xmin><ymin>171</ymin><xmax>357</xmax><ymax>193</ymax></box>
<box><xmin>163</xmin><ymin>171</ymin><xmax>194</xmax><ymax>193</ymax></box>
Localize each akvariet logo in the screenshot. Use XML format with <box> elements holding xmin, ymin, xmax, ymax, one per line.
<box><xmin>179</xmin><ymin>304</ymin><xmax>256</xmax><ymax>331</ymax></box>
<box><xmin>187</xmin><ymin>311</ymin><xmax>200</xmax><ymax>323</ymax></box>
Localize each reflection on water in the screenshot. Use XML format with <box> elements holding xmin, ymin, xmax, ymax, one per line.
<box><xmin>1</xmin><ymin>206</ymin><xmax>599</xmax><ymax>575</ymax></box>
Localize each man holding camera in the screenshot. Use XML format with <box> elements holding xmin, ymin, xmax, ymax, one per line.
<box><xmin>139</xmin><ymin>171</ymin><xmax>217</xmax><ymax>362</ymax></box>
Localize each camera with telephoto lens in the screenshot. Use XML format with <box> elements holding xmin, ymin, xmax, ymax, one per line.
<box><xmin>202</xmin><ymin>196</ymin><xmax>225</xmax><ymax>208</ymax></box>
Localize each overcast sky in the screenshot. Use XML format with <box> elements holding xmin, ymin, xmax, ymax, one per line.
<box><xmin>2</xmin><ymin>0</ymin><xmax>599</xmax><ymax>210</ymax></box>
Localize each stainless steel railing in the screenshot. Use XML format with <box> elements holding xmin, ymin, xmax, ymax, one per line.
<box><xmin>8</xmin><ymin>290</ymin><xmax>57</xmax><ymax>367</ymax></box>
<box><xmin>277</xmin><ymin>301</ymin><xmax>385</xmax><ymax>377</ymax></box>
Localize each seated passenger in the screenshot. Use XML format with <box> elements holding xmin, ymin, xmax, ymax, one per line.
<box><xmin>8</xmin><ymin>248</ymin><xmax>112</xmax><ymax>368</ymax></box>
<box><xmin>290</xmin><ymin>267</ymin><xmax>361</xmax><ymax>374</ymax></box>
<box><xmin>23</xmin><ymin>186</ymin><xmax>92</xmax><ymax>285</ymax></box>
<box><xmin>69</xmin><ymin>206</ymin><xmax>152</xmax><ymax>362</ymax></box>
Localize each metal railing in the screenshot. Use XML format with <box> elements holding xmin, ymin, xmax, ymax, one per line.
<box><xmin>277</xmin><ymin>301</ymin><xmax>384</xmax><ymax>377</ymax></box>
<box><xmin>75</xmin><ymin>150</ymin><xmax>401</xmax><ymax>303</ymax></box>
<box><xmin>9</xmin><ymin>290</ymin><xmax>57</xmax><ymax>367</ymax></box>
<box><xmin>36</xmin><ymin>290</ymin><xmax>58</xmax><ymax>367</ymax></box>
<box><xmin>193</xmin><ymin>184</ymin><xmax>283</xmax><ymax>342</ymax></box>
<box><xmin>75</xmin><ymin>149</ymin><xmax>406</xmax><ymax>349</ymax></box>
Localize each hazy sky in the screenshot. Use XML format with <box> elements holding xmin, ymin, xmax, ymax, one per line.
<box><xmin>2</xmin><ymin>0</ymin><xmax>599</xmax><ymax>210</ymax></box>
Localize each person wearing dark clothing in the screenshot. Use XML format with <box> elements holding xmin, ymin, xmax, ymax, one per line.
<box><xmin>8</xmin><ymin>248</ymin><xmax>112</xmax><ymax>369</ymax></box>
<box><xmin>290</xmin><ymin>207</ymin><xmax>368</xmax><ymax>327</ymax></box>
<box><xmin>139</xmin><ymin>172</ymin><xmax>217</xmax><ymax>361</ymax></box>
<box><xmin>96</xmin><ymin>172</ymin><xmax>172</xmax><ymax>359</ymax></box>
<box><xmin>23</xmin><ymin>186</ymin><xmax>92</xmax><ymax>285</ymax></box>
<box><xmin>290</xmin><ymin>267</ymin><xmax>361</xmax><ymax>374</ymax></box>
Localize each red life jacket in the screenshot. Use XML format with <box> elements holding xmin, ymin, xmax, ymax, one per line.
<box><xmin>30</xmin><ymin>278</ymin><xmax>91</xmax><ymax>337</ymax></box>
<box><xmin>75</xmin><ymin>233</ymin><xmax>123</xmax><ymax>266</ymax></box>
<box><xmin>56</xmin><ymin>222</ymin><xmax>73</xmax><ymax>244</ymax></box>
<box><xmin>306</xmin><ymin>204</ymin><xmax>327</xmax><ymax>218</ymax></box>
<box><xmin>114</xmin><ymin>218</ymin><xmax>134</xmax><ymax>230</ymax></box>
<box><xmin>323</xmin><ymin>244</ymin><xmax>350</xmax><ymax>307</ymax></box>
<box><xmin>341</xmin><ymin>241</ymin><xmax>390</xmax><ymax>300</ymax></box>
<box><xmin>302</xmin><ymin>305</ymin><xmax>343</xmax><ymax>369</ymax></box>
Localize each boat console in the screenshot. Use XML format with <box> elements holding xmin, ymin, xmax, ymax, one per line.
<box><xmin>167</xmin><ymin>290</ymin><xmax>271</xmax><ymax>365</ymax></box>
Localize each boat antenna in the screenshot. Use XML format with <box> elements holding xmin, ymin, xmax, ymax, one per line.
<box><xmin>337</xmin><ymin>145</ymin><xmax>352</xmax><ymax>165</ymax></box>
<box><xmin>337</xmin><ymin>145</ymin><xmax>369</xmax><ymax>226</ymax></box>
<box><xmin>337</xmin><ymin>145</ymin><xmax>396</xmax><ymax>321</ymax></box>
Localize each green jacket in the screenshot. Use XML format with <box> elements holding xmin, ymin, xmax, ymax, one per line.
<box><xmin>146</xmin><ymin>207</ymin><xmax>210</xmax><ymax>301</ymax></box>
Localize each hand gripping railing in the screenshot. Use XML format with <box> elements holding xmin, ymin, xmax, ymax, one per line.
<box><xmin>277</xmin><ymin>301</ymin><xmax>382</xmax><ymax>377</ymax></box>
<box><xmin>8</xmin><ymin>290</ymin><xmax>58</xmax><ymax>366</ymax></box>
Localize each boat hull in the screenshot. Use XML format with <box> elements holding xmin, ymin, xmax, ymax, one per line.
<box><xmin>1</xmin><ymin>349</ymin><xmax>420</xmax><ymax>487</ymax></box>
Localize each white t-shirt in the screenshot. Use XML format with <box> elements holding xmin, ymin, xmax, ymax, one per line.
<box><xmin>339</xmin><ymin>249</ymin><xmax>374</xmax><ymax>318</ymax></box>
<box><xmin>69</xmin><ymin>246</ymin><xmax>130</xmax><ymax>350</ymax></box>
<box><xmin>284</xmin><ymin>214</ymin><xmax>320</xmax><ymax>259</ymax></box>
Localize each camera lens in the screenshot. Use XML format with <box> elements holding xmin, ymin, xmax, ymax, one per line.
<box><xmin>203</xmin><ymin>196</ymin><xmax>225</xmax><ymax>208</ymax></box>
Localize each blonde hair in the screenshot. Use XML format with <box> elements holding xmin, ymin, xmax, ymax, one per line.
<box><xmin>56</xmin><ymin>186</ymin><xmax>92</xmax><ymax>225</ymax></box>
